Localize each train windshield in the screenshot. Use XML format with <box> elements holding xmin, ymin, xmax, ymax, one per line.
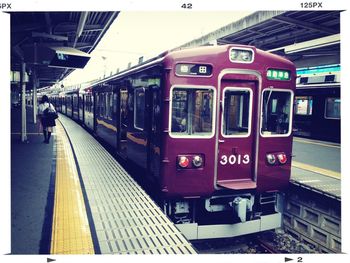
<box><xmin>261</xmin><ymin>90</ymin><xmax>292</xmax><ymax>136</ymax></box>
<box><xmin>170</xmin><ymin>87</ymin><xmax>214</xmax><ymax>137</ymax></box>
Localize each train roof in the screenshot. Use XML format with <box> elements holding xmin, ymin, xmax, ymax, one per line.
<box><xmin>86</xmin><ymin>44</ymin><xmax>295</xmax><ymax>88</ymax></box>
<box><xmin>165</xmin><ymin>44</ymin><xmax>294</xmax><ymax>67</ymax></box>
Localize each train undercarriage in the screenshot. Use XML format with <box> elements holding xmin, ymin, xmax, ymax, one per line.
<box><xmin>164</xmin><ymin>192</ymin><xmax>284</xmax><ymax>240</ymax></box>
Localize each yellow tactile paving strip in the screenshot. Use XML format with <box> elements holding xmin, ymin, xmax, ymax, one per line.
<box><xmin>50</xmin><ymin>121</ymin><xmax>94</xmax><ymax>254</ymax></box>
<box><xmin>292</xmin><ymin>161</ymin><xmax>341</xmax><ymax>180</ymax></box>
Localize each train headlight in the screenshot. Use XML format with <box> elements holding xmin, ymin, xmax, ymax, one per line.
<box><xmin>230</xmin><ymin>48</ymin><xmax>254</xmax><ymax>63</ymax></box>
<box><xmin>277</xmin><ymin>153</ymin><xmax>287</xmax><ymax>164</ymax></box>
<box><xmin>266</xmin><ymin>154</ymin><xmax>276</xmax><ymax>165</ymax></box>
<box><xmin>192</xmin><ymin>155</ymin><xmax>203</xmax><ymax>168</ymax></box>
<box><xmin>178</xmin><ymin>156</ymin><xmax>190</xmax><ymax>168</ymax></box>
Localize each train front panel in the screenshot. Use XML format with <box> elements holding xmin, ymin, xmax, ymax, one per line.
<box><xmin>159</xmin><ymin>45</ymin><xmax>295</xmax><ymax>198</ymax></box>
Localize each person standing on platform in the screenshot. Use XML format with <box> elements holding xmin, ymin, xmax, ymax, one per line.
<box><xmin>37</xmin><ymin>95</ymin><xmax>56</xmax><ymax>144</ymax></box>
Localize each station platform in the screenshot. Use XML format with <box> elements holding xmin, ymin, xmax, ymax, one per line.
<box><xmin>291</xmin><ymin>138</ymin><xmax>341</xmax><ymax>200</ymax></box>
<box><xmin>11</xmin><ymin>107</ymin><xmax>196</xmax><ymax>254</ymax></box>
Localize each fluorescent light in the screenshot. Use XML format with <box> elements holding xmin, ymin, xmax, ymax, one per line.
<box><xmin>284</xmin><ymin>34</ymin><xmax>340</xmax><ymax>54</ymax></box>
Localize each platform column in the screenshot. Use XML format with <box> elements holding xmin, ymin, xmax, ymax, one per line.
<box><xmin>33</xmin><ymin>71</ymin><xmax>38</xmax><ymax>124</ymax></box>
<box><xmin>21</xmin><ymin>61</ymin><xmax>27</xmax><ymax>142</ymax></box>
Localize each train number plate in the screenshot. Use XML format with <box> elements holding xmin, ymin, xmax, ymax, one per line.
<box><xmin>220</xmin><ymin>154</ymin><xmax>250</xmax><ymax>165</ymax></box>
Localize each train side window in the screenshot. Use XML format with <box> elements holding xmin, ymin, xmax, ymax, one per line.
<box><xmin>105</xmin><ymin>93</ymin><xmax>109</xmax><ymax>118</ymax></box>
<box><xmin>95</xmin><ymin>94</ymin><xmax>99</xmax><ymax>115</ymax></box>
<box><xmin>103</xmin><ymin>93</ymin><xmax>107</xmax><ymax>117</ymax></box>
<box><xmin>222</xmin><ymin>88</ymin><xmax>252</xmax><ymax>137</ymax></box>
<box><xmin>106</xmin><ymin>92</ymin><xmax>113</xmax><ymax>120</ymax></box>
<box><xmin>170</xmin><ymin>86</ymin><xmax>215</xmax><ymax>138</ymax></box>
<box><xmin>134</xmin><ymin>87</ymin><xmax>146</xmax><ymax>130</ymax></box>
<box><xmin>86</xmin><ymin>95</ymin><xmax>91</xmax><ymax>112</ymax></box>
<box><xmin>261</xmin><ymin>90</ymin><xmax>293</xmax><ymax>136</ymax></box>
<box><xmin>295</xmin><ymin>96</ymin><xmax>313</xmax><ymax>115</ymax></box>
<box><xmin>325</xmin><ymin>97</ymin><xmax>340</xmax><ymax>119</ymax></box>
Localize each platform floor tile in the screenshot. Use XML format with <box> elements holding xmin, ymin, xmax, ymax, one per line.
<box><xmin>291</xmin><ymin>166</ymin><xmax>340</xmax><ymax>199</ymax></box>
<box><xmin>58</xmin><ymin>114</ymin><xmax>196</xmax><ymax>254</ymax></box>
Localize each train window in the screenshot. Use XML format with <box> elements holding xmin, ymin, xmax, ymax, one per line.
<box><xmin>261</xmin><ymin>90</ymin><xmax>293</xmax><ymax>136</ymax></box>
<box><xmin>325</xmin><ymin>98</ymin><xmax>340</xmax><ymax>119</ymax></box>
<box><xmin>73</xmin><ymin>95</ymin><xmax>78</xmax><ymax>109</ymax></box>
<box><xmin>222</xmin><ymin>88</ymin><xmax>252</xmax><ymax>137</ymax></box>
<box><xmin>99</xmin><ymin>93</ymin><xmax>105</xmax><ymax>117</ymax></box>
<box><xmin>170</xmin><ymin>87</ymin><xmax>215</xmax><ymax>138</ymax></box>
<box><xmin>103</xmin><ymin>93</ymin><xmax>107</xmax><ymax>117</ymax></box>
<box><xmin>113</xmin><ymin>93</ymin><xmax>117</xmax><ymax>117</ymax></box>
<box><xmin>134</xmin><ymin>88</ymin><xmax>145</xmax><ymax>130</ymax></box>
<box><xmin>295</xmin><ymin>96</ymin><xmax>313</xmax><ymax>115</ymax></box>
<box><xmin>85</xmin><ymin>95</ymin><xmax>90</xmax><ymax>112</ymax></box>
<box><xmin>98</xmin><ymin>94</ymin><xmax>102</xmax><ymax>117</ymax></box>
<box><xmin>105</xmin><ymin>92</ymin><xmax>113</xmax><ymax>120</ymax></box>
<box><xmin>79</xmin><ymin>95</ymin><xmax>83</xmax><ymax>109</ymax></box>
<box><xmin>105</xmin><ymin>93</ymin><xmax>109</xmax><ymax>118</ymax></box>
<box><xmin>95</xmin><ymin>94</ymin><xmax>99</xmax><ymax>115</ymax></box>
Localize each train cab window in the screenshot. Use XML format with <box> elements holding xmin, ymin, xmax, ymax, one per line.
<box><xmin>325</xmin><ymin>97</ymin><xmax>340</xmax><ymax>119</ymax></box>
<box><xmin>261</xmin><ymin>90</ymin><xmax>293</xmax><ymax>136</ymax></box>
<box><xmin>222</xmin><ymin>88</ymin><xmax>251</xmax><ymax>137</ymax></box>
<box><xmin>170</xmin><ymin>87</ymin><xmax>214</xmax><ymax>137</ymax></box>
<box><xmin>134</xmin><ymin>88</ymin><xmax>146</xmax><ymax>130</ymax></box>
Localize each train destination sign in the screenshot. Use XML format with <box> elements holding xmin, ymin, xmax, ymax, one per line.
<box><xmin>267</xmin><ymin>69</ymin><xmax>291</xmax><ymax>81</ymax></box>
<box><xmin>175</xmin><ymin>63</ymin><xmax>213</xmax><ymax>76</ymax></box>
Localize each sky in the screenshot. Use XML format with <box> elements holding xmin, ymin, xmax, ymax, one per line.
<box><xmin>63</xmin><ymin>11</ymin><xmax>253</xmax><ymax>86</ymax></box>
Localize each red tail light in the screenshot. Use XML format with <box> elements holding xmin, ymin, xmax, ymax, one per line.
<box><xmin>178</xmin><ymin>156</ymin><xmax>190</xmax><ymax>168</ymax></box>
<box><xmin>277</xmin><ymin>153</ymin><xmax>287</xmax><ymax>164</ymax></box>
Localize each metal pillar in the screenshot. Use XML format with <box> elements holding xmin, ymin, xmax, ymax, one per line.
<box><xmin>33</xmin><ymin>71</ymin><xmax>37</xmax><ymax>124</ymax></box>
<box><xmin>21</xmin><ymin>61</ymin><xmax>27</xmax><ymax>142</ymax></box>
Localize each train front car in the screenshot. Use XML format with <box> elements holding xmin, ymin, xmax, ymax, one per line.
<box><xmin>161</xmin><ymin>45</ymin><xmax>296</xmax><ymax>240</ymax></box>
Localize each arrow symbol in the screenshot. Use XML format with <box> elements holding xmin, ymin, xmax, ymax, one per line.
<box><xmin>47</xmin><ymin>258</ymin><xmax>56</xmax><ymax>263</ymax></box>
<box><xmin>285</xmin><ymin>257</ymin><xmax>293</xmax><ymax>262</ymax></box>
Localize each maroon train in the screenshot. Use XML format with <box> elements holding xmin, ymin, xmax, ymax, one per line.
<box><xmin>51</xmin><ymin>44</ymin><xmax>296</xmax><ymax>239</ymax></box>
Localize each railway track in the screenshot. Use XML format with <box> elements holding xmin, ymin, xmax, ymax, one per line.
<box><xmin>192</xmin><ymin>230</ymin><xmax>316</xmax><ymax>254</ymax></box>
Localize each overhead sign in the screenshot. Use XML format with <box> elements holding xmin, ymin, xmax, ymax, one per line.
<box><xmin>23</xmin><ymin>45</ymin><xmax>91</xmax><ymax>69</ymax></box>
<box><xmin>48</xmin><ymin>47</ymin><xmax>91</xmax><ymax>69</ymax></box>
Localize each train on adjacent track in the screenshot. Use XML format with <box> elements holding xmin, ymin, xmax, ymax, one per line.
<box><xmin>293</xmin><ymin>66</ymin><xmax>340</xmax><ymax>143</ymax></box>
<box><xmin>48</xmin><ymin>44</ymin><xmax>296</xmax><ymax>240</ymax></box>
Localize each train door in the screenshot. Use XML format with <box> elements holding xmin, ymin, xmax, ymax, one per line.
<box><xmin>147</xmin><ymin>85</ymin><xmax>161</xmax><ymax>177</ymax></box>
<box><xmin>216</xmin><ymin>80</ymin><xmax>257</xmax><ymax>190</ymax></box>
<box><xmin>79</xmin><ymin>93</ymin><xmax>84</xmax><ymax>123</ymax></box>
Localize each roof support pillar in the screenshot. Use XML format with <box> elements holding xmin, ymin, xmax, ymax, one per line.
<box><xmin>32</xmin><ymin>70</ymin><xmax>38</xmax><ymax>124</ymax></box>
<box><xmin>21</xmin><ymin>61</ymin><xmax>27</xmax><ymax>142</ymax></box>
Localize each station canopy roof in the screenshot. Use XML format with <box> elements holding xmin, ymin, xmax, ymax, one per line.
<box><xmin>11</xmin><ymin>11</ymin><xmax>340</xmax><ymax>90</ymax></box>
<box><xmin>11</xmin><ymin>12</ymin><xmax>119</xmax><ymax>90</ymax></box>
<box><xmin>174</xmin><ymin>11</ymin><xmax>340</xmax><ymax>62</ymax></box>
